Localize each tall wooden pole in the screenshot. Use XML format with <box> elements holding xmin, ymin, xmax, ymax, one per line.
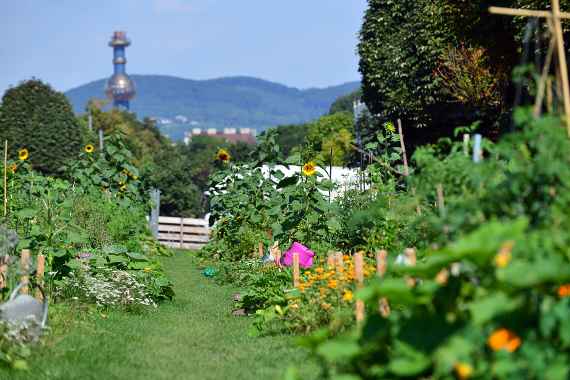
<box><xmin>36</xmin><ymin>254</ymin><xmax>45</xmax><ymax>301</ymax></box>
<box><xmin>397</xmin><ymin>119</ymin><xmax>410</xmax><ymax>176</ymax></box>
<box><xmin>552</xmin><ymin>0</ymin><xmax>570</xmax><ymax>136</ymax></box>
<box><xmin>3</xmin><ymin>140</ymin><xmax>7</xmax><ymax>217</ymax></box>
<box><xmin>376</xmin><ymin>250</ymin><xmax>391</xmax><ymax>317</ymax></box>
<box><xmin>292</xmin><ymin>252</ymin><xmax>300</xmax><ymax>287</ymax></box>
<box><xmin>354</xmin><ymin>252</ymin><xmax>365</xmax><ymax>323</ymax></box>
<box><xmin>20</xmin><ymin>249</ymin><xmax>30</xmax><ymax>295</ymax></box>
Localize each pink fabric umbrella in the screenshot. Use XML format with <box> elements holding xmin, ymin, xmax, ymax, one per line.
<box><xmin>281</xmin><ymin>242</ymin><xmax>315</xmax><ymax>269</ymax></box>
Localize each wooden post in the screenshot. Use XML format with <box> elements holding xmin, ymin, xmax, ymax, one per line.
<box><xmin>292</xmin><ymin>252</ymin><xmax>300</xmax><ymax>287</ymax></box>
<box><xmin>327</xmin><ymin>252</ymin><xmax>335</xmax><ymax>268</ymax></box>
<box><xmin>436</xmin><ymin>184</ymin><xmax>445</xmax><ymax>217</ymax></box>
<box><xmin>3</xmin><ymin>140</ymin><xmax>7</xmax><ymax>217</ymax></box>
<box><xmin>463</xmin><ymin>134</ymin><xmax>470</xmax><ymax>157</ymax></box>
<box><xmin>179</xmin><ymin>218</ymin><xmax>184</xmax><ymax>249</ymax></box>
<box><xmin>273</xmin><ymin>243</ymin><xmax>282</xmax><ymax>267</ymax></box>
<box><xmin>354</xmin><ymin>251</ymin><xmax>365</xmax><ymax>323</ymax></box>
<box><xmin>404</xmin><ymin>248</ymin><xmax>417</xmax><ymax>288</ymax></box>
<box><xmin>376</xmin><ymin>250</ymin><xmax>391</xmax><ymax>317</ymax></box>
<box><xmin>20</xmin><ymin>249</ymin><xmax>30</xmax><ymax>295</ymax></box>
<box><xmin>335</xmin><ymin>252</ymin><xmax>344</xmax><ymax>273</ymax></box>
<box><xmin>397</xmin><ymin>119</ymin><xmax>410</xmax><ymax>176</ymax></box>
<box><xmin>552</xmin><ymin>0</ymin><xmax>570</xmax><ymax>136</ymax></box>
<box><xmin>0</xmin><ymin>256</ymin><xmax>7</xmax><ymax>291</ymax></box>
<box><xmin>258</xmin><ymin>242</ymin><xmax>264</xmax><ymax>258</ymax></box>
<box><xmin>35</xmin><ymin>254</ymin><xmax>45</xmax><ymax>301</ymax></box>
<box><xmin>534</xmin><ymin>34</ymin><xmax>556</xmax><ymax>117</ymax></box>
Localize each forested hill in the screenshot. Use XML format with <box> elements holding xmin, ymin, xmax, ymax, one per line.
<box><xmin>65</xmin><ymin>75</ymin><xmax>360</xmax><ymax>135</ymax></box>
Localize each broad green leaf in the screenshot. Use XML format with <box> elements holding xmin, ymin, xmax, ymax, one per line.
<box><xmin>469</xmin><ymin>292</ymin><xmax>524</xmax><ymax>325</ymax></box>
<box><xmin>316</xmin><ymin>339</ymin><xmax>360</xmax><ymax>362</ymax></box>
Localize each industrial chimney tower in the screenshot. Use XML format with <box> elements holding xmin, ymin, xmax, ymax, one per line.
<box><xmin>105</xmin><ymin>31</ymin><xmax>136</xmax><ymax>110</ymax></box>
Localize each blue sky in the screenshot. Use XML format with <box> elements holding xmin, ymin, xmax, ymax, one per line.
<box><xmin>0</xmin><ymin>0</ymin><xmax>367</xmax><ymax>96</ymax></box>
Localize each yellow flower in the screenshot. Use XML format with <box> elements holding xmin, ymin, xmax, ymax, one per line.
<box><xmin>143</xmin><ymin>267</ymin><xmax>152</xmax><ymax>273</ymax></box>
<box><xmin>302</xmin><ymin>161</ymin><xmax>317</xmax><ymax>176</ymax></box>
<box><xmin>119</xmin><ymin>184</ymin><xmax>127</xmax><ymax>192</ymax></box>
<box><xmin>384</xmin><ymin>121</ymin><xmax>396</xmax><ymax>133</ymax></box>
<box><xmin>84</xmin><ymin>144</ymin><xmax>95</xmax><ymax>154</ymax></box>
<box><xmin>315</xmin><ymin>267</ymin><xmax>324</xmax><ymax>274</ymax></box>
<box><xmin>216</xmin><ymin>148</ymin><xmax>231</xmax><ymax>162</ymax></box>
<box><xmin>327</xmin><ymin>279</ymin><xmax>338</xmax><ymax>289</ymax></box>
<box><xmin>18</xmin><ymin>148</ymin><xmax>29</xmax><ymax>161</ymax></box>
<box><xmin>454</xmin><ymin>362</ymin><xmax>473</xmax><ymax>380</ymax></box>
<box><xmin>494</xmin><ymin>241</ymin><xmax>514</xmax><ymax>268</ymax></box>
<box><xmin>342</xmin><ymin>290</ymin><xmax>353</xmax><ymax>302</ymax></box>
<box><xmin>8</xmin><ymin>163</ymin><xmax>17</xmax><ymax>174</ymax></box>
<box><xmin>321</xmin><ymin>302</ymin><xmax>332</xmax><ymax>311</ymax></box>
<box><xmin>487</xmin><ymin>328</ymin><xmax>521</xmax><ymax>353</ymax></box>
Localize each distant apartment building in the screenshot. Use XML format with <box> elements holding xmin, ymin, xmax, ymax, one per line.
<box><xmin>183</xmin><ymin>128</ymin><xmax>257</xmax><ymax>145</ymax></box>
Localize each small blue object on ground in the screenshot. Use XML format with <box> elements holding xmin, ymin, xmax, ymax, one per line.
<box><xmin>202</xmin><ymin>267</ymin><xmax>217</xmax><ymax>278</ymax></box>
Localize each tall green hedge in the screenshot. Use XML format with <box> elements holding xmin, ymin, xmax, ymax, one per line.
<box><xmin>357</xmin><ymin>0</ymin><xmax>570</xmax><ymax>146</ymax></box>
<box><xmin>0</xmin><ymin>79</ymin><xmax>82</xmax><ymax>175</ymax></box>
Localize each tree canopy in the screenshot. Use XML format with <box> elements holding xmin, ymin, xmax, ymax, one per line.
<box><xmin>0</xmin><ymin>79</ymin><xmax>82</xmax><ymax>175</ymax></box>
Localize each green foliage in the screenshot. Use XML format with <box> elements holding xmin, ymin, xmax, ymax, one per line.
<box><xmin>0</xmin><ymin>79</ymin><xmax>82</xmax><ymax>175</ymax></box>
<box><xmin>329</xmin><ymin>90</ymin><xmax>361</xmax><ymax>115</ymax></box>
<box><xmin>307</xmin><ymin>113</ymin><xmax>354</xmax><ymax>166</ymax></box>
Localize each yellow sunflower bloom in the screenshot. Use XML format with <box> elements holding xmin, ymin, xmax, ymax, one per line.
<box><xmin>302</xmin><ymin>161</ymin><xmax>317</xmax><ymax>176</ymax></box>
<box><xmin>384</xmin><ymin>121</ymin><xmax>396</xmax><ymax>133</ymax></box>
<box><xmin>84</xmin><ymin>144</ymin><xmax>95</xmax><ymax>154</ymax></box>
<box><xmin>216</xmin><ymin>148</ymin><xmax>231</xmax><ymax>162</ymax></box>
<box><xmin>18</xmin><ymin>148</ymin><xmax>29</xmax><ymax>161</ymax></box>
<box><xmin>342</xmin><ymin>290</ymin><xmax>353</xmax><ymax>302</ymax></box>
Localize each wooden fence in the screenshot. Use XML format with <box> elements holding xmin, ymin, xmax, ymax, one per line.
<box><xmin>157</xmin><ymin>216</ymin><xmax>210</xmax><ymax>250</ymax></box>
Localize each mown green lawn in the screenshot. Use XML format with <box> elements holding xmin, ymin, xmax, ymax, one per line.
<box><xmin>0</xmin><ymin>252</ymin><xmax>319</xmax><ymax>380</ymax></box>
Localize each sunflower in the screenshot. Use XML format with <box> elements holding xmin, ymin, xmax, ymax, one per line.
<box><xmin>84</xmin><ymin>144</ymin><xmax>95</xmax><ymax>154</ymax></box>
<box><xmin>384</xmin><ymin>121</ymin><xmax>396</xmax><ymax>133</ymax></box>
<box><xmin>216</xmin><ymin>148</ymin><xmax>231</xmax><ymax>162</ymax></box>
<box><xmin>18</xmin><ymin>148</ymin><xmax>29</xmax><ymax>161</ymax></box>
<box><xmin>302</xmin><ymin>161</ymin><xmax>317</xmax><ymax>176</ymax></box>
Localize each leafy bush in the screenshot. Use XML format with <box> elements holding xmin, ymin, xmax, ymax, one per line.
<box><xmin>0</xmin><ymin>79</ymin><xmax>82</xmax><ymax>175</ymax></box>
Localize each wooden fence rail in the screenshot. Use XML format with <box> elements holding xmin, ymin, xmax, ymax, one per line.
<box><xmin>157</xmin><ymin>216</ymin><xmax>210</xmax><ymax>250</ymax></box>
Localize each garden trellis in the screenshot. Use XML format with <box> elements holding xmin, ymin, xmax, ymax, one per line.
<box><xmin>490</xmin><ymin>0</ymin><xmax>570</xmax><ymax>135</ymax></box>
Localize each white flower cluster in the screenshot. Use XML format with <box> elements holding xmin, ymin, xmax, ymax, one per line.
<box><xmin>59</xmin><ymin>269</ymin><xmax>156</xmax><ymax>308</ymax></box>
<box><xmin>1</xmin><ymin>317</ymin><xmax>41</xmax><ymax>343</ymax></box>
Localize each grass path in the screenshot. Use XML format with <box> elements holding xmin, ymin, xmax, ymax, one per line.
<box><xmin>2</xmin><ymin>252</ymin><xmax>319</xmax><ymax>380</ymax></box>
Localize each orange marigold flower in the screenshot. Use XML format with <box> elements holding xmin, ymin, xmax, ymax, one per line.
<box><xmin>558</xmin><ymin>284</ymin><xmax>570</xmax><ymax>298</ymax></box>
<box><xmin>315</xmin><ymin>267</ymin><xmax>324</xmax><ymax>274</ymax></box>
<box><xmin>454</xmin><ymin>362</ymin><xmax>473</xmax><ymax>380</ymax></box>
<box><xmin>488</xmin><ymin>328</ymin><xmax>521</xmax><ymax>352</ymax></box>
<box><xmin>327</xmin><ymin>280</ymin><xmax>338</xmax><ymax>289</ymax></box>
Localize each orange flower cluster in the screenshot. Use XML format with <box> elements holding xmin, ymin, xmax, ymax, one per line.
<box><xmin>487</xmin><ymin>328</ymin><xmax>522</xmax><ymax>353</ymax></box>
<box><xmin>558</xmin><ymin>284</ymin><xmax>570</xmax><ymax>298</ymax></box>
<box><xmin>294</xmin><ymin>254</ymin><xmax>376</xmax><ymax>309</ymax></box>
<box><xmin>454</xmin><ymin>362</ymin><xmax>473</xmax><ymax>379</ymax></box>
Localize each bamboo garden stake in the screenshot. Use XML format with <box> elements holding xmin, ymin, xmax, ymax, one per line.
<box><xmin>0</xmin><ymin>257</ymin><xmax>6</xmax><ymax>291</ymax></box>
<box><xmin>376</xmin><ymin>250</ymin><xmax>391</xmax><ymax>317</ymax></box>
<box><xmin>292</xmin><ymin>252</ymin><xmax>300</xmax><ymax>287</ymax></box>
<box><xmin>20</xmin><ymin>249</ymin><xmax>30</xmax><ymax>295</ymax></box>
<box><xmin>397</xmin><ymin>119</ymin><xmax>410</xmax><ymax>176</ymax></box>
<box><xmin>404</xmin><ymin>248</ymin><xmax>417</xmax><ymax>288</ymax></box>
<box><xmin>3</xmin><ymin>140</ymin><xmax>7</xmax><ymax>217</ymax></box>
<box><xmin>258</xmin><ymin>242</ymin><xmax>264</xmax><ymax>258</ymax></box>
<box><xmin>354</xmin><ymin>251</ymin><xmax>365</xmax><ymax>323</ymax></box>
<box><xmin>490</xmin><ymin>1</ymin><xmax>570</xmax><ymax>136</ymax></box>
<box><xmin>36</xmin><ymin>254</ymin><xmax>45</xmax><ymax>301</ymax></box>
<box><xmin>436</xmin><ymin>184</ymin><xmax>446</xmax><ymax>217</ymax></box>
